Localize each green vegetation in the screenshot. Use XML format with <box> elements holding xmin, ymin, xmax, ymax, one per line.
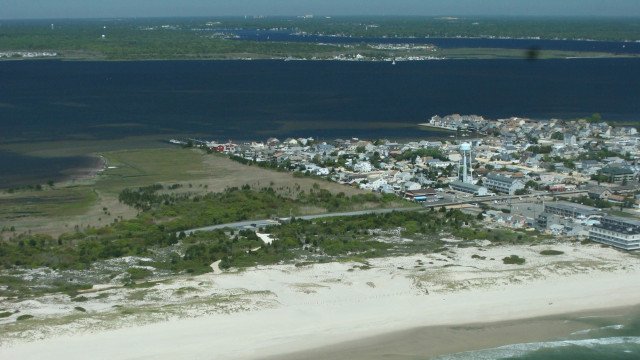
<box><xmin>97</xmin><ymin>148</ymin><xmax>209</xmax><ymax>194</ymax></box>
<box><xmin>0</xmin><ymin>311</ymin><xmax>12</xmax><ymax>318</ymax></box>
<box><xmin>503</xmin><ymin>255</ymin><xmax>526</xmax><ymax>265</ymax></box>
<box><xmin>540</xmin><ymin>249</ymin><xmax>564</xmax><ymax>256</ymax></box>
<box><xmin>0</xmin><ymin>276</ymin><xmax>93</xmax><ymax>299</ymax></box>
<box><xmin>0</xmin><ymin>186</ymin><xmax>397</xmax><ymax>271</ymax></box>
<box><xmin>0</xmin><ymin>181</ymin><xmax>542</xmax><ymax>279</ymax></box>
<box><xmin>127</xmin><ymin>268</ymin><xmax>154</xmax><ymax>281</ymax></box>
<box><xmin>578</xmin><ymin>148</ymin><xmax>632</xmax><ymax>162</ymax></box>
<box><xmin>395</xmin><ymin>148</ymin><xmax>448</xmax><ymax>162</ymax></box>
<box><xmin>16</xmin><ymin>314</ymin><xmax>34</xmax><ymax>321</ymax></box>
<box><xmin>451</xmin><ymin>226</ymin><xmax>546</xmax><ymax>244</ymax></box>
<box><xmin>567</xmin><ymin>195</ymin><xmax>613</xmax><ymax>209</ymax></box>
<box><xmin>0</xmin><ymin>17</ymin><xmax>637</xmax><ymax>61</ymax></box>
<box><xmin>528</xmin><ymin>145</ymin><xmax>552</xmax><ymax>154</ymax></box>
<box><xmin>0</xmin><ymin>187</ymin><xmax>98</xmax><ymax>219</ymax></box>
<box><xmin>270</xmin><ymin>16</ymin><xmax>640</xmax><ymax>41</ymax></box>
<box><xmin>74</xmin><ymin>306</ymin><xmax>87</xmax><ymax>312</ymax></box>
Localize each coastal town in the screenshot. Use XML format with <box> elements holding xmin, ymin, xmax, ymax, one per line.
<box><xmin>174</xmin><ymin>114</ymin><xmax>640</xmax><ymax>251</ymax></box>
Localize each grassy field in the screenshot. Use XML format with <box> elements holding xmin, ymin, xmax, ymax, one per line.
<box><xmin>1</xmin><ymin>146</ymin><xmax>369</xmax><ymax>238</ymax></box>
<box><xmin>96</xmin><ymin>148</ymin><xmax>210</xmax><ymax>194</ymax></box>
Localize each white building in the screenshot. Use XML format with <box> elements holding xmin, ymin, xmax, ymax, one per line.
<box><xmin>589</xmin><ymin>215</ymin><xmax>640</xmax><ymax>251</ymax></box>
<box><xmin>353</xmin><ymin>161</ymin><xmax>374</xmax><ymax>173</ymax></box>
<box><xmin>484</xmin><ymin>173</ymin><xmax>525</xmax><ymax>195</ymax></box>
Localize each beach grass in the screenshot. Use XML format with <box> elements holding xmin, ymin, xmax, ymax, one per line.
<box><xmin>0</xmin><ymin>186</ymin><xmax>98</xmax><ymax>219</ymax></box>
<box><xmin>96</xmin><ymin>147</ymin><xmax>209</xmax><ymax>194</ymax></box>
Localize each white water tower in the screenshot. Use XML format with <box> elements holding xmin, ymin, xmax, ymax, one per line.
<box><xmin>460</xmin><ymin>142</ymin><xmax>473</xmax><ymax>183</ymax></box>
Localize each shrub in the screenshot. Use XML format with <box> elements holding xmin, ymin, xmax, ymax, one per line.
<box><xmin>74</xmin><ymin>306</ymin><xmax>87</xmax><ymax>312</ymax></box>
<box><xmin>127</xmin><ymin>268</ymin><xmax>153</xmax><ymax>281</ymax></box>
<box><xmin>16</xmin><ymin>314</ymin><xmax>34</xmax><ymax>321</ymax></box>
<box><xmin>540</xmin><ymin>250</ymin><xmax>564</xmax><ymax>256</ymax></box>
<box><xmin>471</xmin><ymin>254</ymin><xmax>487</xmax><ymax>260</ymax></box>
<box><xmin>503</xmin><ymin>255</ymin><xmax>526</xmax><ymax>265</ymax></box>
<box><xmin>72</xmin><ymin>296</ymin><xmax>89</xmax><ymax>302</ymax></box>
<box><xmin>0</xmin><ymin>311</ymin><xmax>12</xmax><ymax>318</ymax></box>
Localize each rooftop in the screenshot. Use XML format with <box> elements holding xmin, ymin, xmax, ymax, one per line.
<box><xmin>544</xmin><ymin>201</ymin><xmax>600</xmax><ymax>214</ymax></box>
<box><xmin>486</xmin><ymin>173</ymin><xmax>520</xmax><ymax>184</ymax></box>
<box><xmin>450</xmin><ymin>180</ymin><xmax>484</xmax><ymax>191</ymax></box>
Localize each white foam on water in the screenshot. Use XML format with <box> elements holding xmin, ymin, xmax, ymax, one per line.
<box><xmin>434</xmin><ymin>336</ymin><xmax>640</xmax><ymax>360</ymax></box>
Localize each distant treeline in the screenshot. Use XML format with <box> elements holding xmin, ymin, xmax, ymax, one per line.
<box><xmin>0</xmin><ymin>17</ymin><xmax>637</xmax><ymax>61</ymax></box>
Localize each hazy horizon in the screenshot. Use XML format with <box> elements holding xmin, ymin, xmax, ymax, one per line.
<box><xmin>1</xmin><ymin>0</ymin><xmax>639</xmax><ymax>20</ymax></box>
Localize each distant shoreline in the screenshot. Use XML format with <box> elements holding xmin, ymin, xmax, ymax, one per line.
<box><xmin>1</xmin><ymin>52</ymin><xmax>637</xmax><ymax>62</ymax></box>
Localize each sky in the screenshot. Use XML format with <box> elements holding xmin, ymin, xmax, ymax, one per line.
<box><xmin>1</xmin><ymin>0</ymin><xmax>640</xmax><ymax>20</ymax></box>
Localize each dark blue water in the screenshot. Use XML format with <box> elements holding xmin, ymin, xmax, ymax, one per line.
<box><xmin>225</xmin><ymin>29</ymin><xmax>640</xmax><ymax>55</ymax></box>
<box><xmin>0</xmin><ymin>150</ymin><xmax>100</xmax><ymax>188</ymax></box>
<box><xmin>0</xmin><ymin>58</ymin><xmax>639</xmax><ymax>185</ymax></box>
<box><xmin>1</xmin><ymin>58</ymin><xmax>638</xmax><ymax>142</ymax></box>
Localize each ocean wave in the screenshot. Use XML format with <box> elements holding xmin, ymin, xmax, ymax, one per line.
<box><xmin>434</xmin><ymin>336</ymin><xmax>640</xmax><ymax>360</ymax></box>
<box><xmin>570</xmin><ymin>324</ymin><xmax>625</xmax><ymax>336</ymax></box>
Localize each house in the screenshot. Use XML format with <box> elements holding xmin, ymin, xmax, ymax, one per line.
<box><xmin>606</xmin><ymin>194</ymin><xmax>626</xmax><ymax>204</ymax></box>
<box><xmin>353</xmin><ymin>161</ymin><xmax>373</xmax><ymax>173</ymax></box>
<box><xmin>564</xmin><ymin>133</ymin><xmax>577</xmax><ymax>147</ymax></box>
<box><xmin>587</xmin><ymin>186</ymin><xmax>612</xmax><ymax>200</ymax></box>
<box><xmin>403</xmin><ymin>181</ymin><xmax>422</xmax><ymax>191</ymax></box>
<box><xmin>209</xmin><ymin>141</ymin><xmax>237</xmax><ymax>153</ymax></box>
<box><xmin>484</xmin><ymin>173</ymin><xmax>525</xmax><ymax>195</ymax></box>
<box><xmin>404</xmin><ymin>188</ymin><xmax>438</xmax><ymax>202</ymax></box>
<box><xmin>579</xmin><ymin>160</ymin><xmax>600</xmax><ymax>170</ymax></box>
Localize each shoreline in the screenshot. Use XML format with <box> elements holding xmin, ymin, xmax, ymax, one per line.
<box><xmin>262</xmin><ymin>304</ymin><xmax>640</xmax><ymax>360</ymax></box>
<box><xmin>1</xmin><ymin>53</ymin><xmax>638</xmax><ymax>63</ymax></box>
<box><xmin>0</xmin><ymin>152</ymin><xmax>106</xmax><ymax>190</ymax></box>
<box><xmin>56</xmin><ymin>154</ymin><xmax>107</xmax><ymax>186</ymax></box>
<box><xmin>1</xmin><ymin>243</ymin><xmax>639</xmax><ymax>359</ymax></box>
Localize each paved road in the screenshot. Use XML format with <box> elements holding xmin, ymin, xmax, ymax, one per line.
<box><xmin>181</xmin><ymin>190</ymin><xmax>588</xmax><ymax>235</ymax></box>
<box><xmin>422</xmin><ymin>190</ymin><xmax>587</xmax><ymax>209</ymax></box>
<box><xmin>182</xmin><ymin>207</ymin><xmax>421</xmax><ymax>235</ymax></box>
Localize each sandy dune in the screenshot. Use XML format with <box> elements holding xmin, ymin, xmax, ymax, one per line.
<box><xmin>1</xmin><ymin>243</ymin><xmax>639</xmax><ymax>359</ymax></box>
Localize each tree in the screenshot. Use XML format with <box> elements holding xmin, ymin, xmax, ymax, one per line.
<box><xmin>551</xmin><ymin>132</ymin><xmax>564</xmax><ymax>140</ymax></box>
<box><xmin>528</xmin><ymin>145</ymin><xmax>552</xmax><ymax>154</ymax></box>
<box><xmin>587</xmin><ymin>113</ymin><xmax>602</xmax><ymax>123</ymax></box>
<box><xmin>591</xmin><ymin>174</ymin><xmax>609</xmax><ymax>184</ymax></box>
<box><xmin>525</xmin><ymin>180</ymin><xmax>539</xmax><ymax>190</ymax></box>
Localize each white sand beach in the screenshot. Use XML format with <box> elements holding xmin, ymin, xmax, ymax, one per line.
<box><xmin>1</xmin><ymin>242</ymin><xmax>640</xmax><ymax>359</ymax></box>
